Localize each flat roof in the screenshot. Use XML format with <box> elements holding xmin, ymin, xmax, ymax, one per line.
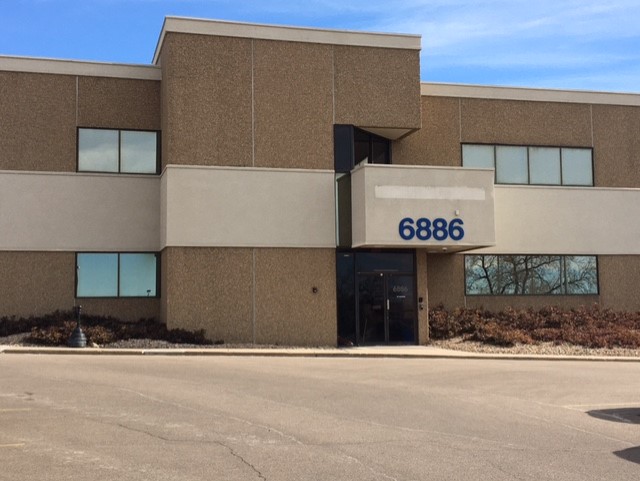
<box><xmin>421</xmin><ymin>82</ymin><xmax>640</xmax><ymax>106</ymax></box>
<box><xmin>0</xmin><ymin>55</ymin><xmax>161</xmax><ymax>80</ymax></box>
<box><xmin>152</xmin><ymin>16</ymin><xmax>422</xmax><ymax>64</ymax></box>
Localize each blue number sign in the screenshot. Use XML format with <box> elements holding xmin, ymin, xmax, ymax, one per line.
<box><xmin>398</xmin><ymin>217</ymin><xmax>464</xmax><ymax>241</ymax></box>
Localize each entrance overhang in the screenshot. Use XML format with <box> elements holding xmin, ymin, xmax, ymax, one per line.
<box><xmin>351</xmin><ymin>164</ymin><xmax>496</xmax><ymax>251</ymax></box>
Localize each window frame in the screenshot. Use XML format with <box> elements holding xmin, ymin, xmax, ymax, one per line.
<box><xmin>461</xmin><ymin>143</ymin><xmax>594</xmax><ymax>187</ymax></box>
<box><xmin>76</xmin><ymin>127</ymin><xmax>161</xmax><ymax>175</ymax></box>
<box><xmin>334</xmin><ymin>125</ymin><xmax>392</xmax><ymax>173</ymax></box>
<box><xmin>464</xmin><ymin>254</ymin><xmax>599</xmax><ymax>296</ymax></box>
<box><xmin>75</xmin><ymin>252</ymin><xmax>161</xmax><ymax>299</ymax></box>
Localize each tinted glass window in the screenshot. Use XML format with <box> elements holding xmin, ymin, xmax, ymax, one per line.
<box><xmin>529</xmin><ymin>147</ymin><xmax>561</xmax><ymax>185</ymax></box>
<box><xmin>76</xmin><ymin>252</ymin><xmax>159</xmax><ymax>298</ymax></box>
<box><xmin>78</xmin><ymin>128</ymin><xmax>158</xmax><ymax>174</ymax></box>
<box><xmin>496</xmin><ymin>146</ymin><xmax>528</xmax><ymax>184</ymax></box>
<box><xmin>356</xmin><ymin>252</ymin><xmax>413</xmax><ymax>273</ymax></box>
<box><xmin>564</xmin><ymin>256</ymin><xmax>598</xmax><ymax>294</ymax></box>
<box><xmin>371</xmin><ymin>137</ymin><xmax>389</xmax><ymax>164</ymax></box>
<box><xmin>119</xmin><ymin>253</ymin><xmax>157</xmax><ymax>297</ymax></box>
<box><xmin>77</xmin><ymin>253</ymin><xmax>118</xmax><ymax>297</ymax></box>
<box><xmin>465</xmin><ymin>255</ymin><xmax>598</xmax><ymax>295</ymax></box>
<box><xmin>354</xmin><ymin>129</ymin><xmax>370</xmax><ymax>165</ymax></box>
<box><xmin>121</xmin><ymin>131</ymin><xmax>157</xmax><ymax>174</ymax></box>
<box><xmin>462</xmin><ymin>144</ymin><xmax>494</xmax><ymax>169</ymax></box>
<box><xmin>336</xmin><ymin>252</ymin><xmax>356</xmax><ymax>343</ymax></box>
<box><xmin>562</xmin><ymin>148</ymin><xmax>593</xmax><ymax>185</ymax></box>
<box><xmin>78</xmin><ymin>129</ymin><xmax>119</xmax><ymax>173</ymax></box>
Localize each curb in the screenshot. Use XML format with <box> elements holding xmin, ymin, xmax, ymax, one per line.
<box><xmin>1</xmin><ymin>346</ymin><xmax>640</xmax><ymax>362</ymax></box>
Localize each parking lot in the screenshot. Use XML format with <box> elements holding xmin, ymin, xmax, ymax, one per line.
<box><xmin>1</xmin><ymin>354</ymin><xmax>639</xmax><ymax>480</ymax></box>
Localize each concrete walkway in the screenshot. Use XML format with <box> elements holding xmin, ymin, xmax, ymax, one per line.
<box><xmin>1</xmin><ymin>344</ymin><xmax>639</xmax><ymax>362</ymax></box>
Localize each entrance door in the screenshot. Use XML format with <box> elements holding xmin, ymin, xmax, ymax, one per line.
<box><xmin>357</xmin><ymin>273</ymin><xmax>416</xmax><ymax>345</ymax></box>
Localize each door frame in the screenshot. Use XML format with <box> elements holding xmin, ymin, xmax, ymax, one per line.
<box><xmin>350</xmin><ymin>250</ymin><xmax>418</xmax><ymax>345</ymax></box>
<box><xmin>355</xmin><ymin>271</ymin><xmax>417</xmax><ymax>345</ymax></box>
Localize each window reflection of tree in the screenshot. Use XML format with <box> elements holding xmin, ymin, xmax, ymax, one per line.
<box><xmin>466</xmin><ymin>255</ymin><xmax>597</xmax><ymax>295</ymax></box>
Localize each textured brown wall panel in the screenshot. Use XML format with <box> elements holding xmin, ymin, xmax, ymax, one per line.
<box><xmin>592</xmin><ymin>105</ymin><xmax>640</xmax><ymax>187</ymax></box>
<box><xmin>161</xmin><ymin>33</ymin><xmax>253</xmax><ymax>168</ymax></box>
<box><xmin>461</xmin><ymin>99</ymin><xmax>592</xmax><ymax>146</ymax></box>
<box><xmin>79</xmin><ymin>298</ymin><xmax>160</xmax><ymax>322</ymax></box>
<box><xmin>253</xmin><ymin>40</ymin><xmax>333</xmax><ymax>169</ymax></box>
<box><xmin>598</xmin><ymin>256</ymin><xmax>640</xmax><ymax>311</ymax></box>
<box><xmin>334</xmin><ymin>46</ymin><xmax>421</xmax><ymax>129</ymax></box>
<box><xmin>426</xmin><ymin>254</ymin><xmax>465</xmax><ymax>309</ymax></box>
<box><xmin>163</xmin><ymin>247</ymin><xmax>253</xmax><ymax>343</ymax></box>
<box><xmin>416</xmin><ymin>250</ymin><xmax>429</xmax><ymax>343</ymax></box>
<box><xmin>78</xmin><ymin>77</ymin><xmax>161</xmax><ymax>130</ymax></box>
<box><xmin>0</xmin><ymin>72</ymin><xmax>76</xmax><ymax>172</ymax></box>
<box><xmin>0</xmin><ymin>251</ymin><xmax>159</xmax><ymax>321</ymax></box>
<box><xmin>255</xmin><ymin>248</ymin><xmax>336</xmax><ymax>346</ymax></box>
<box><xmin>394</xmin><ymin>96</ymin><xmax>460</xmax><ymax>167</ymax></box>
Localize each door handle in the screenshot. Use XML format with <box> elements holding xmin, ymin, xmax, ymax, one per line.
<box><xmin>387</xmin><ymin>299</ymin><xmax>390</xmax><ymax>310</ymax></box>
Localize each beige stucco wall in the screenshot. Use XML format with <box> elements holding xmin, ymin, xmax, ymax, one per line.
<box><xmin>476</xmin><ymin>185</ymin><xmax>640</xmax><ymax>255</ymax></box>
<box><xmin>0</xmin><ymin>251</ymin><xmax>159</xmax><ymax>321</ymax></box>
<box><xmin>351</xmin><ymin>164</ymin><xmax>495</xmax><ymax>250</ymax></box>
<box><xmin>162</xmin><ymin>166</ymin><xmax>335</xmax><ymax>248</ymax></box>
<box><xmin>162</xmin><ymin>247</ymin><xmax>337</xmax><ymax>346</ymax></box>
<box><xmin>0</xmin><ymin>171</ymin><xmax>160</xmax><ymax>251</ymax></box>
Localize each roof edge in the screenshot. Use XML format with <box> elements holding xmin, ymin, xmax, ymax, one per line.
<box><xmin>153</xmin><ymin>16</ymin><xmax>421</xmax><ymax>64</ymax></box>
<box><xmin>0</xmin><ymin>55</ymin><xmax>161</xmax><ymax>80</ymax></box>
<box><xmin>421</xmin><ymin>82</ymin><xmax>640</xmax><ymax>106</ymax></box>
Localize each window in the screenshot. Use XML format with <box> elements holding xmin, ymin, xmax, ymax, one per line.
<box><xmin>465</xmin><ymin>255</ymin><xmax>598</xmax><ymax>295</ymax></box>
<box><xmin>76</xmin><ymin>253</ymin><xmax>159</xmax><ymax>298</ymax></box>
<box><xmin>334</xmin><ymin>125</ymin><xmax>391</xmax><ymax>173</ymax></box>
<box><xmin>78</xmin><ymin>128</ymin><xmax>159</xmax><ymax>174</ymax></box>
<box><xmin>462</xmin><ymin>144</ymin><xmax>593</xmax><ymax>186</ymax></box>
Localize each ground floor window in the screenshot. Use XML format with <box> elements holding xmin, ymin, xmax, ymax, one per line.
<box><xmin>465</xmin><ymin>255</ymin><xmax>598</xmax><ymax>295</ymax></box>
<box><xmin>76</xmin><ymin>253</ymin><xmax>159</xmax><ymax>298</ymax></box>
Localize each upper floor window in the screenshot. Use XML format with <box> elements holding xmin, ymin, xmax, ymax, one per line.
<box><xmin>334</xmin><ymin>125</ymin><xmax>391</xmax><ymax>173</ymax></box>
<box><xmin>462</xmin><ymin>144</ymin><xmax>593</xmax><ymax>186</ymax></box>
<box><xmin>78</xmin><ymin>128</ymin><xmax>159</xmax><ymax>174</ymax></box>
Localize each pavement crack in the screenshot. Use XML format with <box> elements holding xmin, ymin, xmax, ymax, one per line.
<box><xmin>115</xmin><ymin>423</ymin><xmax>174</xmax><ymax>442</ymax></box>
<box><xmin>214</xmin><ymin>441</ymin><xmax>267</xmax><ymax>480</ymax></box>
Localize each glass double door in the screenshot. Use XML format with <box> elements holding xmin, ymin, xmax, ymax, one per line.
<box><xmin>357</xmin><ymin>273</ymin><xmax>415</xmax><ymax>345</ymax></box>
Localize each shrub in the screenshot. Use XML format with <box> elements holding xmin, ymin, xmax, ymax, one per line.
<box><xmin>430</xmin><ymin>304</ymin><xmax>640</xmax><ymax>349</ymax></box>
<box><xmin>2</xmin><ymin>311</ymin><xmax>213</xmax><ymax>347</ymax></box>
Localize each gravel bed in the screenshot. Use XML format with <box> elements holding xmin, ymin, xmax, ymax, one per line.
<box><xmin>431</xmin><ymin>337</ymin><xmax>640</xmax><ymax>357</ymax></box>
<box><xmin>3</xmin><ymin>333</ymin><xmax>640</xmax><ymax>356</ymax></box>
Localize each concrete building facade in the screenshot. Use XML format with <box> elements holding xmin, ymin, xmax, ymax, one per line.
<box><xmin>1</xmin><ymin>17</ymin><xmax>639</xmax><ymax>346</ymax></box>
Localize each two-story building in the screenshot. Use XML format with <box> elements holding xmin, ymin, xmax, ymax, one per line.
<box><xmin>1</xmin><ymin>17</ymin><xmax>639</xmax><ymax>346</ymax></box>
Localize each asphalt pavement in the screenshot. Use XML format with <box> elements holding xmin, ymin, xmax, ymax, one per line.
<box><xmin>1</xmin><ymin>353</ymin><xmax>639</xmax><ymax>480</ymax></box>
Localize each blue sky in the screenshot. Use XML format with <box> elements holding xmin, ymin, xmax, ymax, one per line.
<box><xmin>2</xmin><ymin>0</ymin><xmax>640</xmax><ymax>92</ymax></box>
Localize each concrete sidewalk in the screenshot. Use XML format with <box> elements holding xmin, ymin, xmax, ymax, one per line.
<box><xmin>1</xmin><ymin>344</ymin><xmax>640</xmax><ymax>362</ymax></box>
